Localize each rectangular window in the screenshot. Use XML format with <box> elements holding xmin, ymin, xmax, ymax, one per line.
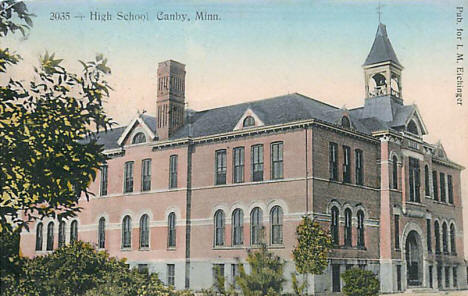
<box><xmin>440</xmin><ymin>172</ymin><xmax>446</xmax><ymax>202</ymax></box>
<box><xmin>331</xmin><ymin>264</ymin><xmax>341</xmax><ymax>292</ymax></box>
<box><xmin>231</xmin><ymin>263</ymin><xmax>241</xmax><ymax>288</ymax></box>
<box><xmin>408</xmin><ymin>157</ymin><xmax>420</xmax><ymax>202</ymax></box>
<box><xmin>432</xmin><ymin>170</ymin><xmax>439</xmax><ymax>201</ymax></box>
<box><xmin>429</xmin><ymin>266</ymin><xmax>433</xmax><ymax>288</ymax></box>
<box><xmin>213</xmin><ymin>264</ymin><xmax>225</xmax><ymax>286</ymax></box>
<box><xmin>141</xmin><ymin>159</ymin><xmax>151</xmax><ymax>191</ymax></box>
<box><xmin>169</xmin><ymin>155</ymin><xmax>178</xmax><ymax>189</ymax></box>
<box><xmin>437</xmin><ymin>266</ymin><xmax>442</xmax><ymax>288</ymax></box>
<box><xmin>448</xmin><ymin>175</ymin><xmax>454</xmax><ymax>204</ymax></box>
<box><xmin>397</xmin><ymin>265</ymin><xmax>402</xmax><ymax>291</ymax></box>
<box><xmin>167</xmin><ymin>264</ymin><xmax>175</xmax><ymax>286</ymax></box>
<box><xmin>445</xmin><ymin>267</ymin><xmax>450</xmax><ymax>288</ymax></box>
<box><xmin>100</xmin><ymin>165</ymin><xmax>108</xmax><ymax>196</ymax></box>
<box><xmin>233</xmin><ymin>147</ymin><xmax>245</xmax><ymax>183</ymax></box>
<box><xmin>251</xmin><ymin>144</ymin><xmax>264</xmax><ymax>182</ymax></box>
<box><xmin>342</xmin><ymin>146</ymin><xmax>351</xmax><ymax>183</ymax></box>
<box><xmin>138</xmin><ymin>264</ymin><xmax>148</xmax><ymax>273</ymax></box>
<box><xmin>124</xmin><ymin>161</ymin><xmax>134</xmax><ymax>193</ymax></box>
<box><xmin>215</xmin><ymin>150</ymin><xmax>227</xmax><ymax>185</ymax></box>
<box><xmin>329</xmin><ymin>142</ymin><xmax>338</xmax><ymax>181</ymax></box>
<box><xmin>271</xmin><ymin>142</ymin><xmax>283</xmax><ymax>180</ymax></box>
<box><xmin>355</xmin><ymin>149</ymin><xmax>363</xmax><ymax>185</ymax></box>
<box><xmin>394</xmin><ymin>215</ymin><xmax>400</xmax><ymax>250</ymax></box>
<box><xmin>453</xmin><ymin>267</ymin><xmax>457</xmax><ymax>288</ymax></box>
<box><xmin>427</xmin><ymin>219</ymin><xmax>432</xmax><ymax>253</ymax></box>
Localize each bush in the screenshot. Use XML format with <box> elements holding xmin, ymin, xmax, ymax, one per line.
<box><xmin>0</xmin><ymin>241</ymin><xmax>191</xmax><ymax>296</ymax></box>
<box><xmin>341</xmin><ymin>267</ymin><xmax>379</xmax><ymax>296</ymax></box>
<box><xmin>237</xmin><ymin>243</ymin><xmax>285</xmax><ymax>296</ymax></box>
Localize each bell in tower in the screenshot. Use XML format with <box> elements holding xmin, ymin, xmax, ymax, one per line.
<box><xmin>363</xmin><ymin>23</ymin><xmax>403</xmax><ymax>101</ymax></box>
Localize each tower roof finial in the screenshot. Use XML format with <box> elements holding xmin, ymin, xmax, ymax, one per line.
<box><xmin>377</xmin><ymin>1</ymin><xmax>384</xmax><ymax>23</ymax></box>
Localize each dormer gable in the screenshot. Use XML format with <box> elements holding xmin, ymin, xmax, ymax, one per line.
<box><xmin>404</xmin><ymin>105</ymin><xmax>428</xmax><ymax>136</ymax></box>
<box><xmin>433</xmin><ymin>141</ymin><xmax>448</xmax><ymax>160</ymax></box>
<box><xmin>117</xmin><ymin>113</ymin><xmax>157</xmax><ymax>146</ymax></box>
<box><xmin>233</xmin><ymin>108</ymin><xmax>265</xmax><ymax>131</ymax></box>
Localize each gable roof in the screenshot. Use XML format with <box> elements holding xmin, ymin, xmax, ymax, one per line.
<box><xmin>363</xmin><ymin>23</ymin><xmax>401</xmax><ymax>67</ymax></box>
<box><xmin>93</xmin><ymin>92</ymin><xmax>427</xmax><ymax>150</ymax></box>
<box><xmin>170</xmin><ymin>93</ymin><xmax>339</xmax><ymax>139</ymax></box>
<box><xmin>116</xmin><ymin>114</ymin><xmax>157</xmax><ymax>146</ymax></box>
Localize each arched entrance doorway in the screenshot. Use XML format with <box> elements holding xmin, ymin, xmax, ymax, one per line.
<box><xmin>405</xmin><ymin>230</ymin><xmax>423</xmax><ymax>286</ymax></box>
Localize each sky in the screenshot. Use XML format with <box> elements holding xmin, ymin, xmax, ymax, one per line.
<box><xmin>7</xmin><ymin>0</ymin><xmax>468</xmax><ymax>255</ymax></box>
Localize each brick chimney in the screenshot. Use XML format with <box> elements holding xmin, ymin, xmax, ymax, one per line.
<box><xmin>156</xmin><ymin>60</ymin><xmax>186</xmax><ymax>140</ymax></box>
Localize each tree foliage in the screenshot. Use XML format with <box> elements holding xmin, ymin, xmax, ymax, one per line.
<box><xmin>1</xmin><ymin>241</ymin><xmax>193</xmax><ymax>296</ymax></box>
<box><xmin>292</xmin><ymin>215</ymin><xmax>333</xmax><ymax>275</ymax></box>
<box><xmin>237</xmin><ymin>242</ymin><xmax>285</xmax><ymax>296</ymax></box>
<box><xmin>341</xmin><ymin>267</ymin><xmax>380</xmax><ymax>296</ymax></box>
<box><xmin>0</xmin><ymin>0</ymin><xmax>113</xmax><ymax>234</ymax></box>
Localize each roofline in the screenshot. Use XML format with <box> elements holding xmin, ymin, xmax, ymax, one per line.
<box><xmin>193</xmin><ymin>92</ymin><xmax>339</xmax><ymax>113</ymax></box>
<box><xmin>362</xmin><ymin>60</ymin><xmax>404</xmax><ymax>70</ymax></box>
<box><xmin>149</xmin><ymin>118</ymin><xmax>379</xmax><ymax>150</ymax></box>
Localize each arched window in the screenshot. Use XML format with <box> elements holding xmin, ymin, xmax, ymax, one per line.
<box><xmin>450</xmin><ymin>224</ymin><xmax>456</xmax><ymax>254</ymax></box>
<box><xmin>139</xmin><ymin>214</ymin><xmax>149</xmax><ymax>248</ymax></box>
<box><xmin>442</xmin><ymin>222</ymin><xmax>448</xmax><ymax>254</ymax></box>
<box><xmin>243</xmin><ymin>116</ymin><xmax>255</xmax><ymax>128</ymax></box>
<box><xmin>330</xmin><ymin>207</ymin><xmax>339</xmax><ymax>245</ymax></box>
<box><xmin>270</xmin><ymin>206</ymin><xmax>283</xmax><ymax>245</ymax></box>
<box><xmin>424</xmin><ymin>165</ymin><xmax>430</xmax><ymax>196</ymax></box>
<box><xmin>250</xmin><ymin>207</ymin><xmax>262</xmax><ymax>245</ymax></box>
<box><xmin>392</xmin><ymin>155</ymin><xmax>398</xmax><ymax>189</ymax></box>
<box><xmin>98</xmin><ymin>217</ymin><xmax>106</xmax><ymax>249</ymax></box>
<box><xmin>132</xmin><ymin>132</ymin><xmax>146</xmax><ymax>144</ymax></box>
<box><xmin>341</xmin><ymin>116</ymin><xmax>351</xmax><ymax>128</ymax></box>
<box><xmin>70</xmin><ymin>220</ymin><xmax>78</xmax><ymax>243</ymax></box>
<box><xmin>58</xmin><ymin>221</ymin><xmax>66</xmax><ymax>248</ymax></box>
<box><xmin>214</xmin><ymin>210</ymin><xmax>225</xmax><ymax>246</ymax></box>
<box><xmin>122</xmin><ymin>215</ymin><xmax>132</xmax><ymax>248</ymax></box>
<box><xmin>232</xmin><ymin>209</ymin><xmax>243</xmax><ymax>246</ymax></box>
<box><xmin>168</xmin><ymin>212</ymin><xmax>176</xmax><ymax>248</ymax></box>
<box><xmin>407</xmin><ymin>120</ymin><xmax>419</xmax><ymax>135</ymax></box>
<box><xmin>357</xmin><ymin>210</ymin><xmax>365</xmax><ymax>247</ymax></box>
<box><xmin>434</xmin><ymin>221</ymin><xmax>441</xmax><ymax>254</ymax></box>
<box><xmin>35</xmin><ymin>223</ymin><xmax>43</xmax><ymax>251</ymax></box>
<box><xmin>344</xmin><ymin>208</ymin><xmax>352</xmax><ymax>247</ymax></box>
<box><xmin>46</xmin><ymin>222</ymin><xmax>54</xmax><ymax>251</ymax></box>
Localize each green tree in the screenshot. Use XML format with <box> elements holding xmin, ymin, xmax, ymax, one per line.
<box><xmin>341</xmin><ymin>267</ymin><xmax>379</xmax><ymax>296</ymax></box>
<box><xmin>0</xmin><ymin>0</ymin><xmax>113</xmax><ymax>234</ymax></box>
<box><xmin>1</xmin><ymin>240</ymin><xmax>193</xmax><ymax>296</ymax></box>
<box><xmin>291</xmin><ymin>215</ymin><xmax>333</xmax><ymax>295</ymax></box>
<box><xmin>236</xmin><ymin>242</ymin><xmax>285</xmax><ymax>296</ymax></box>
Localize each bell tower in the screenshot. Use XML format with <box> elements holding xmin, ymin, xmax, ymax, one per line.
<box><xmin>363</xmin><ymin>23</ymin><xmax>403</xmax><ymax>102</ymax></box>
<box><xmin>156</xmin><ymin>60</ymin><xmax>186</xmax><ymax>140</ymax></box>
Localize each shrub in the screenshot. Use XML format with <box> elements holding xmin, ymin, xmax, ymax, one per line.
<box><xmin>236</xmin><ymin>243</ymin><xmax>285</xmax><ymax>296</ymax></box>
<box><xmin>0</xmin><ymin>241</ymin><xmax>191</xmax><ymax>296</ymax></box>
<box><xmin>341</xmin><ymin>267</ymin><xmax>379</xmax><ymax>296</ymax></box>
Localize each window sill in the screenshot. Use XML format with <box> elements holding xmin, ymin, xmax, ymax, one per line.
<box><xmin>406</xmin><ymin>201</ymin><xmax>424</xmax><ymax>206</ymax></box>
<box><xmin>139</xmin><ymin>247</ymin><xmax>150</xmax><ymax>251</ymax></box>
<box><xmin>121</xmin><ymin>248</ymin><xmax>132</xmax><ymax>252</ymax></box>
<box><xmin>213</xmin><ymin>246</ymin><xmax>244</xmax><ymax>250</ymax></box>
<box><xmin>268</xmin><ymin>244</ymin><xmax>285</xmax><ymax>249</ymax></box>
<box><xmin>167</xmin><ymin>247</ymin><xmax>176</xmax><ymax>251</ymax></box>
